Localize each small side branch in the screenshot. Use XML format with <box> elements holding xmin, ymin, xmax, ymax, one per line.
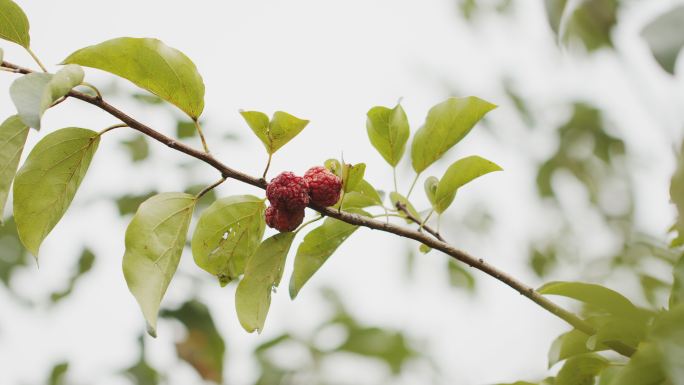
<box><xmin>396</xmin><ymin>202</ymin><xmax>444</xmax><ymax>242</ymax></box>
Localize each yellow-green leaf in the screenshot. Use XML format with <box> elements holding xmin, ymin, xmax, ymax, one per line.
<box><xmin>13</xmin><ymin>127</ymin><xmax>99</xmax><ymax>256</ymax></box>
<box><xmin>424</xmin><ymin>176</ymin><xmax>439</xmax><ymax>207</ymax></box>
<box><xmin>556</xmin><ymin>354</ymin><xmax>608</xmax><ymax>385</ymax></box>
<box><xmin>433</xmin><ymin>156</ymin><xmax>502</xmax><ymax>213</ymax></box>
<box><xmin>342</xmin><ymin>163</ymin><xmax>366</xmax><ymax>193</ymax></box>
<box><xmin>0</xmin><ymin>0</ymin><xmax>30</xmax><ymax>48</ymax></box>
<box><xmin>235</xmin><ymin>232</ymin><xmax>295</xmax><ymax>333</ymax></box>
<box><xmin>63</xmin><ymin>37</ymin><xmax>205</xmax><ymax>119</ymax></box>
<box><xmin>411</xmin><ymin>97</ymin><xmax>496</xmax><ymax>173</ymax></box>
<box><xmin>0</xmin><ymin>115</ymin><xmax>29</xmax><ymax>217</ymax></box>
<box><xmin>239</xmin><ymin>110</ymin><xmax>309</xmax><ymax>154</ymax></box>
<box><xmin>122</xmin><ymin>193</ymin><xmax>196</xmax><ymax>337</ymax></box>
<box><xmin>191</xmin><ymin>195</ymin><xmax>265</xmax><ymax>286</ymax></box>
<box><xmin>538</xmin><ymin>281</ymin><xmax>640</xmax><ymax>318</ymax></box>
<box><xmin>342</xmin><ymin>179</ymin><xmax>383</xmax><ymax>209</ymax></box>
<box><xmin>10</xmin><ymin>65</ymin><xmax>84</xmax><ymax>129</ymax></box>
<box><xmin>366</xmin><ymin>104</ymin><xmax>409</xmax><ymax>167</ymax></box>
<box><xmin>289</xmin><ymin>216</ymin><xmax>360</xmax><ymax>298</ymax></box>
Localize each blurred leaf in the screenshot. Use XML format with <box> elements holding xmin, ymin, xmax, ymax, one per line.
<box><xmin>411</xmin><ymin>96</ymin><xmax>495</xmax><ymax>173</ymax></box>
<box><xmin>342</xmin><ymin>162</ymin><xmax>366</xmax><ymax>193</ymax></box>
<box><xmin>116</xmin><ymin>191</ymin><xmax>157</xmax><ymax>216</ymax></box>
<box><xmin>338</xmin><ymin>327</ymin><xmax>416</xmax><ymax>374</ymax></box>
<box><xmin>161</xmin><ymin>300</ymin><xmax>225</xmax><ymax>383</ymax></box>
<box><xmin>240</xmin><ymin>110</ymin><xmax>309</xmax><ymax>154</ymax></box>
<box><xmin>63</xmin><ymin>37</ymin><xmax>205</xmax><ymax>119</ymax></box>
<box><xmin>123</xmin><ymin>336</ymin><xmax>160</xmax><ymax>385</ymax></box>
<box><xmin>191</xmin><ymin>195</ymin><xmax>265</xmax><ymax>286</ymax></box>
<box><xmin>10</xmin><ymin>65</ymin><xmax>85</xmax><ymax>129</ymax></box>
<box><xmin>586</xmin><ymin>314</ymin><xmax>648</xmax><ymax>351</ymax></box>
<box><xmin>419</xmin><ymin>243</ymin><xmax>432</xmax><ymax>254</ymax></box>
<box><xmin>47</xmin><ymin>362</ymin><xmax>69</xmax><ymax>385</ymax></box>
<box><xmin>671</xmin><ymin>142</ymin><xmax>684</xmax><ymax>246</ymax></box>
<box><xmin>672</xmin><ymin>254</ymin><xmax>684</xmax><ymax>307</ymax></box>
<box><xmin>366</xmin><ymin>103</ymin><xmax>410</xmax><ymax>167</ymax></box>
<box><xmin>290</xmin><ymin>216</ymin><xmax>360</xmax><ymax>299</ymax></box>
<box><xmin>555</xmin><ymin>354</ymin><xmax>608</xmax><ymax>385</ymax></box>
<box><xmin>13</xmin><ymin>127</ymin><xmax>99</xmax><ymax>256</ymax></box>
<box><xmin>176</xmin><ymin>120</ymin><xmax>197</xmax><ymax>139</ymax></box>
<box><xmin>122</xmin><ymin>193</ymin><xmax>195</xmax><ymax>337</ymax></box>
<box><xmin>0</xmin><ymin>217</ymin><xmax>28</xmax><ymax>287</ymax></box>
<box><xmin>639</xmin><ymin>274</ymin><xmax>669</xmax><ymax>308</ymax></box>
<box><xmin>433</xmin><ymin>155</ymin><xmax>501</xmax><ymax>213</ymax></box>
<box><xmin>548</xmin><ymin>329</ymin><xmax>593</xmax><ymax>368</ymax></box>
<box><xmin>121</xmin><ymin>135</ymin><xmax>149</xmax><ymax>162</ymax></box>
<box><xmin>424</xmin><ymin>176</ymin><xmax>439</xmax><ymax>207</ymax></box>
<box><xmin>530</xmin><ymin>247</ymin><xmax>557</xmax><ymax>278</ymax></box>
<box><xmin>504</xmin><ymin>79</ymin><xmax>535</xmax><ymax>127</ymax></box>
<box><xmin>538</xmin><ymin>281</ymin><xmax>640</xmax><ymax>318</ymax></box>
<box><xmin>545</xmin><ymin>0</ymin><xmax>618</xmax><ymax>52</ymax></box>
<box><xmin>0</xmin><ymin>115</ymin><xmax>29</xmax><ymax>217</ymax></box>
<box><xmin>650</xmin><ymin>304</ymin><xmax>684</xmax><ymax>384</ymax></box>
<box><xmin>448</xmin><ymin>259</ymin><xmax>475</xmax><ymax>291</ymax></box>
<box><xmin>642</xmin><ymin>5</ymin><xmax>684</xmax><ymax>74</ymax></box>
<box><xmin>236</xmin><ymin>232</ymin><xmax>296</xmax><ymax>333</ymax></box>
<box><xmin>0</xmin><ymin>0</ymin><xmax>30</xmax><ymax>48</ymax></box>
<box><xmin>608</xmin><ymin>342</ymin><xmax>665</xmax><ymax>385</ymax></box>
<box><xmin>50</xmin><ymin>248</ymin><xmax>96</xmax><ymax>303</ymax></box>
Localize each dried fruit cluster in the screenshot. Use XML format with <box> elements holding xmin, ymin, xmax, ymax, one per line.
<box><xmin>265</xmin><ymin>167</ymin><xmax>342</xmax><ymax>232</ymax></box>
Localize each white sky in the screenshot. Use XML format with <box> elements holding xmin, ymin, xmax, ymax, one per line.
<box><xmin>1</xmin><ymin>0</ymin><xmax>684</xmax><ymax>384</ymax></box>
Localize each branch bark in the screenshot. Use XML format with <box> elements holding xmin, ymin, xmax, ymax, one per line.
<box><xmin>1</xmin><ymin>60</ymin><xmax>636</xmax><ymax>357</ymax></box>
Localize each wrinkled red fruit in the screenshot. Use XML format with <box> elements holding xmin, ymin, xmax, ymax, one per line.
<box><xmin>266</xmin><ymin>171</ymin><xmax>310</xmax><ymax>211</ymax></box>
<box><xmin>265</xmin><ymin>205</ymin><xmax>305</xmax><ymax>232</ymax></box>
<box><xmin>303</xmin><ymin>166</ymin><xmax>342</xmax><ymax>207</ymax></box>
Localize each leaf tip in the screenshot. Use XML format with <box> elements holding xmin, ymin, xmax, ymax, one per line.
<box><xmin>146</xmin><ymin>322</ymin><xmax>158</xmax><ymax>338</ymax></box>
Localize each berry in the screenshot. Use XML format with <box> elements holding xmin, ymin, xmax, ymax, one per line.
<box><xmin>304</xmin><ymin>166</ymin><xmax>342</xmax><ymax>207</ymax></box>
<box><xmin>265</xmin><ymin>205</ymin><xmax>305</xmax><ymax>232</ymax></box>
<box><xmin>266</xmin><ymin>171</ymin><xmax>310</xmax><ymax>211</ymax></box>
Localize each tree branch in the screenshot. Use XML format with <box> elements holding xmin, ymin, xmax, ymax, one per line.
<box><xmin>0</xmin><ymin>59</ymin><xmax>636</xmax><ymax>357</ymax></box>
<box><xmin>395</xmin><ymin>202</ymin><xmax>444</xmax><ymax>241</ymax></box>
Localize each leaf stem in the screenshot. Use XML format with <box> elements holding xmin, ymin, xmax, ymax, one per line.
<box><xmin>26</xmin><ymin>48</ymin><xmax>48</xmax><ymax>72</ymax></box>
<box><xmin>295</xmin><ymin>215</ymin><xmax>324</xmax><ymax>233</ymax></box>
<box><xmin>406</xmin><ymin>173</ymin><xmax>420</xmax><ymax>198</ymax></box>
<box><xmin>98</xmin><ymin>123</ymin><xmax>128</xmax><ymax>136</ymax></box>
<box><xmin>196</xmin><ymin>177</ymin><xmax>226</xmax><ymax>199</ymax></box>
<box><xmin>262</xmin><ymin>153</ymin><xmax>272</xmax><ymax>179</ymax></box>
<box><xmin>194</xmin><ymin>119</ymin><xmax>211</xmax><ymax>153</ymax></box>
<box><xmin>392</xmin><ymin>167</ymin><xmax>398</xmax><ymax>193</ymax></box>
<box><xmin>79</xmin><ymin>82</ymin><xmax>102</xmax><ymax>99</ymax></box>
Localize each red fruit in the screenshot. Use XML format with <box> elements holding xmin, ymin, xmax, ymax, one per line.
<box><xmin>266</xmin><ymin>171</ymin><xmax>310</xmax><ymax>211</ymax></box>
<box><xmin>304</xmin><ymin>166</ymin><xmax>342</xmax><ymax>207</ymax></box>
<box><xmin>265</xmin><ymin>205</ymin><xmax>305</xmax><ymax>232</ymax></box>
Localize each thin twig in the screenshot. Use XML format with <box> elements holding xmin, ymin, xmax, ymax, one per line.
<box><xmin>0</xmin><ymin>59</ymin><xmax>636</xmax><ymax>358</ymax></box>
<box><xmin>196</xmin><ymin>177</ymin><xmax>226</xmax><ymax>199</ymax></box>
<box><xmin>98</xmin><ymin>123</ymin><xmax>128</xmax><ymax>136</ymax></box>
<box><xmin>396</xmin><ymin>202</ymin><xmax>444</xmax><ymax>241</ymax></box>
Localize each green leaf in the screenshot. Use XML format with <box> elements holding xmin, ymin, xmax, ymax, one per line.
<box><xmin>325</xmin><ymin>158</ymin><xmax>343</xmax><ymax>177</ymax></box>
<box><xmin>390</xmin><ymin>191</ymin><xmax>421</xmax><ymax>223</ymax></box>
<box><xmin>410</xmin><ymin>97</ymin><xmax>496</xmax><ymax>173</ymax></box>
<box><xmin>433</xmin><ymin>156</ymin><xmax>502</xmax><ymax>213</ymax></box>
<box><xmin>641</xmin><ymin>5</ymin><xmax>684</xmax><ymax>75</ymax></box>
<box><xmin>289</xmin><ymin>216</ymin><xmax>360</xmax><ymax>298</ymax></box>
<box><xmin>548</xmin><ymin>329</ymin><xmax>592</xmax><ymax>368</ymax></box>
<box><xmin>672</xmin><ymin>141</ymin><xmax>684</xmax><ymax>244</ymax></box>
<box><xmin>608</xmin><ymin>343</ymin><xmax>666</xmax><ymax>385</ymax></box>
<box><xmin>63</xmin><ymin>37</ymin><xmax>205</xmax><ymax>119</ymax></box>
<box><xmin>650</xmin><ymin>304</ymin><xmax>684</xmax><ymax>384</ymax></box>
<box><xmin>366</xmin><ymin>104</ymin><xmax>410</xmax><ymax>167</ymax></box>
<box><xmin>538</xmin><ymin>281</ymin><xmax>640</xmax><ymax>317</ymax></box>
<box><xmin>121</xmin><ymin>135</ymin><xmax>149</xmax><ymax>162</ymax></box>
<box><xmin>447</xmin><ymin>259</ymin><xmax>475</xmax><ymax>291</ymax></box>
<box><xmin>424</xmin><ymin>176</ymin><xmax>439</xmax><ymax>207</ymax></box>
<box><xmin>555</xmin><ymin>354</ymin><xmax>608</xmax><ymax>385</ymax></box>
<box><xmin>342</xmin><ymin>163</ymin><xmax>366</xmax><ymax>193</ymax></box>
<box><xmin>672</xmin><ymin>254</ymin><xmax>684</xmax><ymax>307</ymax></box>
<box><xmin>0</xmin><ymin>0</ymin><xmax>30</xmax><ymax>48</ymax></box>
<box><xmin>50</xmin><ymin>248</ymin><xmax>96</xmax><ymax>303</ymax></box>
<box><xmin>10</xmin><ymin>65</ymin><xmax>84</xmax><ymax>129</ymax></box>
<box><xmin>545</xmin><ymin>0</ymin><xmax>618</xmax><ymax>52</ymax></box>
<box><xmin>191</xmin><ymin>195</ymin><xmax>265</xmax><ymax>286</ymax></box>
<box><xmin>0</xmin><ymin>115</ymin><xmax>29</xmax><ymax>217</ymax></box>
<box><xmin>338</xmin><ymin>327</ymin><xmax>416</xmax><ymax>374</ymax></box>
<box><xmin>235</xmin><ymin>232</ymin><xmax>296</xmax><ymax>333</ymax></box>
<box><xmin>586</xmin><ymin>315</ymin><xmax>649</xmax><ymax>351</ymax></box>
<box><xmin>342</xmin><ymin>179</ymin><xmax>383</xmax><ymax>209</ymax></box>
<box><xmin>13</xmin><ymin>127</ymin><xmax>99</xmax><ymax>256</ymax></box>
<box><xmin>239</xmin><ymin>110</ymin><xmax>309</xmax><ymax>154</ymax></box>
<box><xmin>122</xmin><ymin>193</ymin><xmax>196</xmax><ymax>337</ymax></box>
<box><xmin>161</xmin><ymin>300</ymin><xmax>226</xmax><ymax>383</ymax></box>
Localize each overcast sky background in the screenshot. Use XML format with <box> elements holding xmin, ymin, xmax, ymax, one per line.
<box><xmin>1</xmin><ymin>0</ymin><xmax>683</xmax><ymax>384</ymax></box>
